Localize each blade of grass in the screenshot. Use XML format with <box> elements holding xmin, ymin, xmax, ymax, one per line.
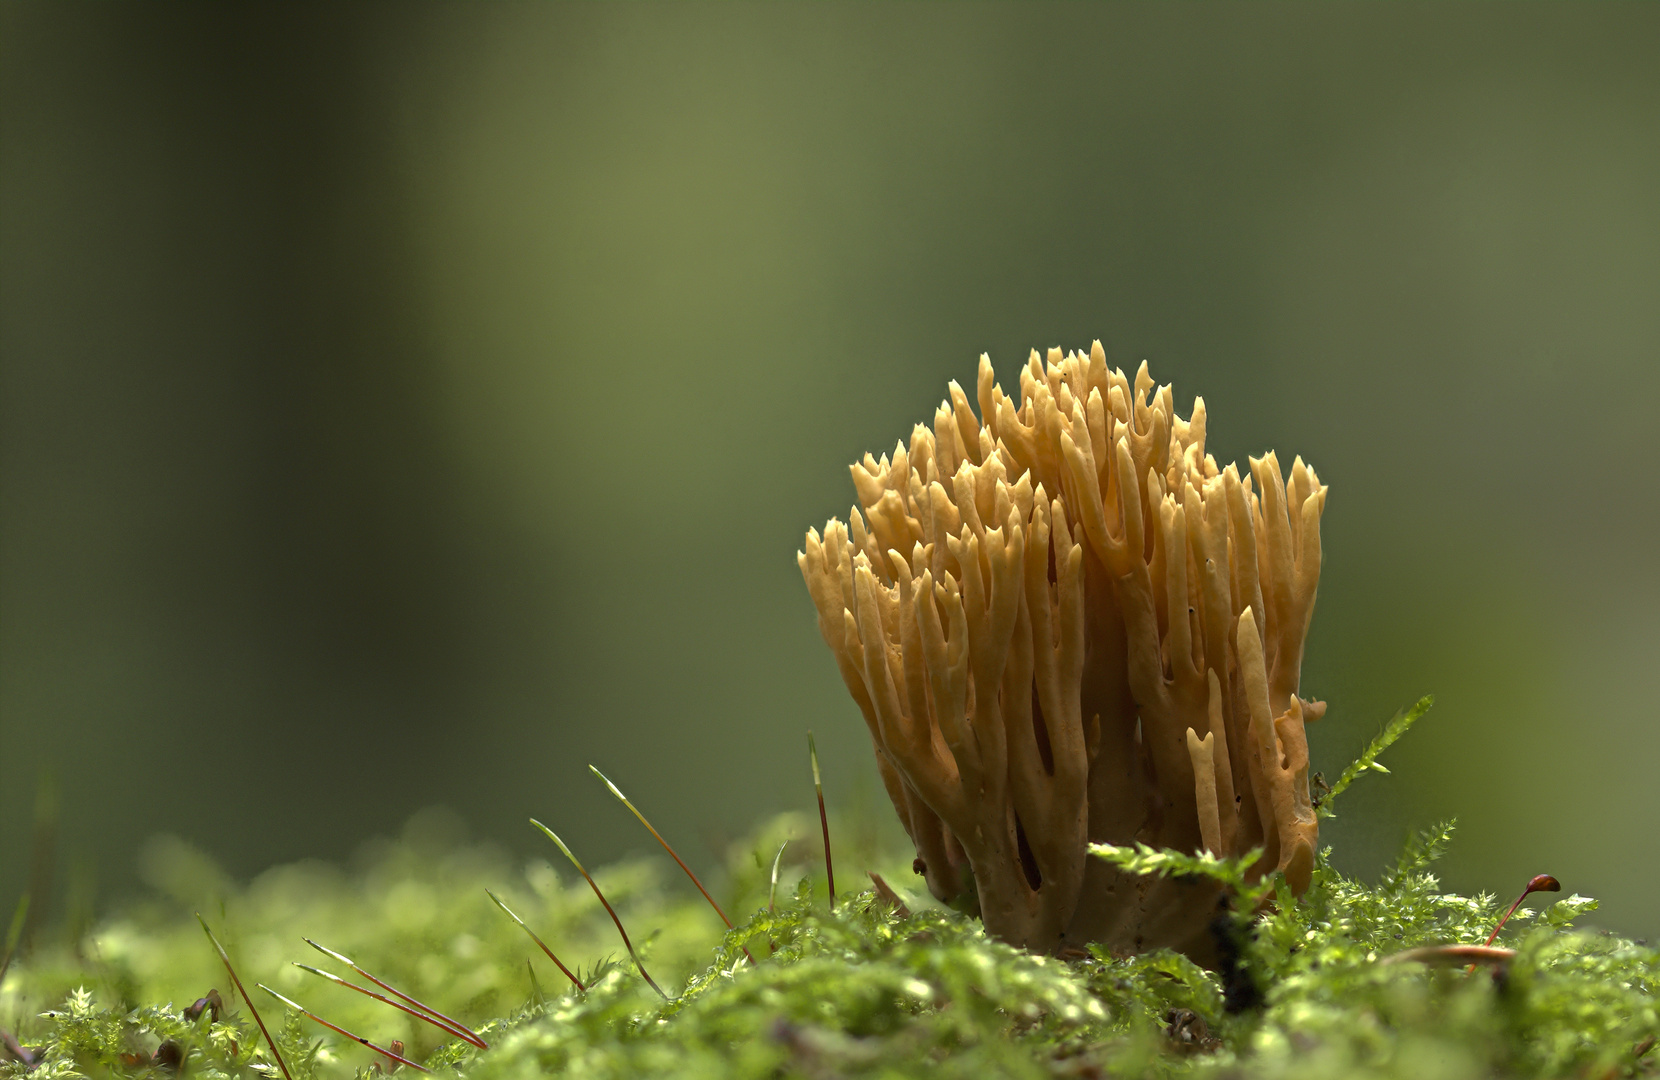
<box><xmin>808</xmin><ymin>732</ymin><xmax>835</xmax><ymax>905</ymax></box>
<box><xmin>766</xmin><ymin>839</ymin><xmax>790</xmax><ymax>955</ymax></box>
<box><xmin>292</xmin><ymin>964</ymin><xmax>484</xmax><ymax>1048</ymax></box>
<box><xmin>258</xmin><ymin>985</ymin><xmax>430</xmax><ymax>1073</ymax></box>
<box><xmin>0</xmin><ymin>894</ymin><xmax>29</xmax><ymax>988</ymax></box>
<box><xmin>526</xmin><ymin>960</ymin><xmax>545</xmax><ymax>1009</ymax></box>
<box><xmin>589</xmin><ymin>765</ymin><xmax>754</xmax><ymax>964</ymax></box>
<box><xmin>197</xmin><ymin>915</ymin><xmax>293</xmax><ymax>1080</ymax></box>
<box><xmin>301</xmin><ymin>939</ymin><xmax>484</xmax><ymax>1047</ymax></box>
<box><xmin>768</xmin><ymin>840</ymin><xmax>789</xmax><ymax>914</ymax></box>
<box><xmin>530</xmin><ymin>818</ymin><xmax>668</xmax><ymax>1000</ymax></box>
<box><xmin>0</xmin><ymin>776</ymin><xmax>57</xmax><ymax>987</ymax></box>
<box><xmin>19</xmin><ymin>775</ymin><xmax>58</xmax><ymax>957</ymax></box>
<box><xmin>588</xmin><ymin>765</ymin><xmax>730</xmax><ymax>927</ymax></box>
<box><xmin>484</xmin><ymin>889</ymin><xmax>584</xmax><ymax>991</ymax></box>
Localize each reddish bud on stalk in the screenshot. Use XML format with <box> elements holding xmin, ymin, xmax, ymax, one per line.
<box><xmin>1483</xmin><ymin>874</ymin><xmax>1562</xmax><ymax>949</ymax></box>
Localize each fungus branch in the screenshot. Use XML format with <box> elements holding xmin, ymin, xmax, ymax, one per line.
<box><xmin>799</xmin><ymin>343</ymin><xmax>1332</xmax><ymax>956</ymax></box>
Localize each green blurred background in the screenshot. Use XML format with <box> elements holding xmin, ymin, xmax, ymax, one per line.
<box><xmin>3</xmin><ymin>4</ymin><xmax>1657</xmax><ymax>940</ymax></box>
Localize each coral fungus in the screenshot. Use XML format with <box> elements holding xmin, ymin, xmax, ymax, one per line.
<box><xmin>799</xmin><ymin>344</ymin><xmax>1327</xmax><ymax>957</ymax></box>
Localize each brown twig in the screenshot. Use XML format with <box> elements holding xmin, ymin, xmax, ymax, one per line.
<box><xmin>867</xmin><ymin>872</ymin><xmax>911</xmax><ymax>919</ymax></box>
<box><xmin>301</xmin><ymin>939</ymin><xmax>485</xmax><ymax>1048</ymax></box>
<box><xmin>485</xmin><ymin>889</ymin><xmax>584</xmax><ymax>991</ymax></box>
<box><xmin>258</xmin><ymin>986</ymin><xmax>429</xmax><ymax>1073</ymax></box>
<box><xmin>530</xmin><ymin>819</ymin><xmax>668</xmax><ymax>1000</ymax></box>
<box><xmin>293</xmin><ymin>964</ymin><xmax>485</xmax><ymax>1048</ymax></box>
<box><xmin>197</xmin><ymin>915</ymin><xmax>293</xmax><ymax>1080</ymax></box>
<box><xmin>1</xmin><ymin>1026</ymin><xmax>37</xmax><ymax>1069</ymax></box>
<box><xmin>1591</xmin><ymin>1033</ymin><xmax>1656</xmax><ymax>1080</ymax></box>
<box><xmin>1381</xmin><ymin>944</ymin><xmax>1516</xmax><ymax>967</ymax></box>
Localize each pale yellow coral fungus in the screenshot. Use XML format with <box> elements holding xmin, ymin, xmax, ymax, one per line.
<box><xmin>799</xmin><ymin>343</ymin><xmax>1327</xmax><ymax>958</ymax></box>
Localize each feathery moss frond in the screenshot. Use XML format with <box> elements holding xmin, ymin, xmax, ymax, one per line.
<box><xmin>1320</xmin><ymin>694</ymin><xmax>1434</xmax><ymax>818</ymax></box>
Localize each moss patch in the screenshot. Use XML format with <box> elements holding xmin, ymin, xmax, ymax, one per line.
<box><xmin>2</xmin><ymin>709</ymin><xmax>1656</xmax><ymax>1079</ymax></box>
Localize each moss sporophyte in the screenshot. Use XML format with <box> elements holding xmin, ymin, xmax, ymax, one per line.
<box><xmin>1</xmin><ymin>345</ymin><xmax>1656</xmax><ymax>1079</ymax></box>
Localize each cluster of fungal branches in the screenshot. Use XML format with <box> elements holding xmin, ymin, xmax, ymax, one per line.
<box><xmin>800</xmin><ymin>344</ymin><xmax>1327</xmax><ymax>958</ymax></box>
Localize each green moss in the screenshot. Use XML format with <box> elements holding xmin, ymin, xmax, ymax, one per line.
<box><xmin>2</xmin><ymin>709</ymin><xmax>1656</xmax><ymax>1079</ymax></box>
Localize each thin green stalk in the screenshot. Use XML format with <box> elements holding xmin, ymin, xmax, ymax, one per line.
<box><xmin>293</xmin><ymin>963</ymin><xmax>484</xmax><ymax>1047</ymax></box>
<box><xmin>197</xmin><ymin>915</ymin><xmax>293</xmax><ymax>1080</ymax></box>
<box><xmin>531</xmin><ymin>818</ymin><xmax>668</xmax><ymax>1000</ymax></box>
<box><xmin>258</xmin><ymin>985</ymin><xmax>429</xmax><ymax>1073</ymax></box>
<box><xmin>768</xmin><ymin>840</ymin><xmax>789</xmax><ymax>914</ymax></box>
<box><xmin>485</xmin><ymin>888</ymin><xmax>584</xmax><ymax>991</ymax></box>
<box><xmin>302</xmin><ymin>938</ymin><xmax>484</xmax><ymax>1047</ymax></box>
<box><xmin>589</xmin><ymin>766</ymin><xmax>728</xmax><ymax>926</ymax></box>
<box><xmin>808</xmin><ymin>732</ymin><xmax>835</xmax><ymax>905</ymax></box>
<box><xmin>590</xmin><ymin>765</ymin><xmax>754</xmax><ymax>964</ymax></box>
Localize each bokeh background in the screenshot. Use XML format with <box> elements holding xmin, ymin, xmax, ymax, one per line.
<box><xmin>3</xmin><ymin>4</ymin><xmax>1657</xmax><ymax>939</ymax></box>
